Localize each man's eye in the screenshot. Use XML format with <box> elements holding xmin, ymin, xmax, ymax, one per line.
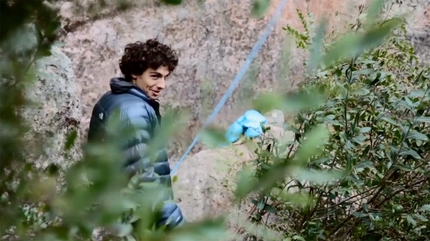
<box><xmin>151</xmin><ymin>75</ymin><xmax>159</xmax><ymax>79</ymax></box>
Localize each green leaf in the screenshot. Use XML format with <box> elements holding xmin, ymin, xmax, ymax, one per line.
<box><xmin>294</xmin><ymin>125</ymin><xmax>330</xmax><ymax>164</ymax></box>
<box><xmin>420</xmin><ymin>204</ymin><xmax>430</xmax><ymax>212</ymax></box>
<box><xmin>352</xmin><ymin>88</ymin><xmax>370</xmax><ymax>96</ymax></box>
<box><xmin>64</xmin><ymin>129</ymin><xmax>78</xmax><ymax>150</ymax></box>
<box><xmin>414</xmin><ymin>116</ymin><xmax>430</xmax><ymax>123</ymax></box>
<box><xmin>253</xmin><ymin>89</ymin><xmax>325</xmax><ymax>114</ymax></box>
<box><xmin>112</xmin><ymin>223</ymin><xmax>133</xmax><ymax>237</ymax></box>
<box><xmin>406</xmin><ymin>215</ymin><xmax>417</xmax><ymax>227</ymax></box>
<box><xmin>253</xmin><ymin>92</ymin><xmax>285</xmax><ymax>113</ymax></box>
<box><xmin>264</xmin><ymin>204</ymin><xmax>276</xmax><ymax>214</ymax></box>
<box><xmin>307</xmin><ymin>18</ymin><xmax>327</xmax><ymax>72</ymax></box>
<box><xmin>322</xmin><ymin>17</ymin><xmax>402</xmax><ymax>66</ymax></box>
<box><xmin>352</xmin><ymin>212</ymin><xmax>368</xmax><ymax>218</ymax></box>
<box><xmin>296</xmin><ymin>169</ymin><xmax>342</xmax><ymax>184</ymax></box>
<box><xmin>125</xmin><ymin>235</ymin><xmax>137</xmax><ymax>241</ymax></box>
<box><xmin>234</xmin><ymin>165</ymin><xmax>255</xmax><ymax>199</ymax></box>
<box><xmin>257</xmin><ymin>200</ymin><xmax>265</xmax><ymax>210</ymax></box>
<box><xmin>359</xmin><ymin>17</ymin><xmax>403</xmax><ymax>51</ymax></box>
<box><xmin>292</xmin><ymin>235</ymin><xmax>306</xmax><ymax>241</ymax></box>
<box><xmin>145</xmin><ymin>109</ymin><xmax>189</xmax><ymax>161</ymax></box>
<box><xmin>407</xmin><ymin>130</ymin><xmax>428</xmax><ymax>141</ymax></box>
<box><xmin>364</xmin><ymin>0</ymin><xmax>385</xmax><ymax>27</ymax></box>
<box><xmin>321</xmin><ymin>33</ymin><xmax>359</xmax><ymax>67</ymax></box>
<box><xmin>251</xmin><ymin>0</ymin><xmax>271</xmax><ymax>17</ymax></box>
<box><xmin>413</xmin><ymin>214</ymin><xmax>428</xmax><ymax>222</ymax></box>
<box><xmin>231</xmin><ymin>216</ymin><xmax>282</xmax><ymax>240</ymax></box>
<box><xmin>355</xmin><ymin>160</ymin><xmax>375</xmax><ymax>170</ymax></box>
<box><xmin>393</xmin><ymin>163</ymin><xmax>413</xmax><ymax>172</ymax></box>
<box><xmin>200</xmin><ymin>126</ymin><xmax>228</xmax><ymax>148</ymax></box>
<box><xmin>408</xmin><ymin>90</ymin><xmax>426</xmax><ymax>98</ymax></box>
<box><xmin>169</xmin><ymin>217</ymin><xmax>227</xmax><ymax>241</ymax></box>
<box><xmin>381</xmin><ymin>116</ymin><xmax>398</xmax><ymax>126</ymax></box>
<box><xmin>283</xmin><ymin>89</ymin><xmax>326</xmax><ymax>112</ymax></box>
<box><xmin>399</xmin><ymin>149</ymin><xmax>421</xmax><ymax>160</ymax></box>
<box><xmin>360</xmin><ymin>127</ymin><xmax>372</xmax><ymax>133</ymax></box>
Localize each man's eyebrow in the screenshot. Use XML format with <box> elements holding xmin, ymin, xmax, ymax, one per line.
<box><xmin>150</xmin><ymin>71</ymin><xmax>171</xmax><ymax>77</ymax></box>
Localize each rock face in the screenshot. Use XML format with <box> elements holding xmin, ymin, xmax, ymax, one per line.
<box><xmin>26</xmin><ymin>0</ymin><xmax>428</xmax><ymax>171</ymax></box>
<box><xmin>24</xmin><ymin>46</ymin><xmax>81</xmax><ymax>169</ymax></box>
<box><xmin>59</xmin><ymin>0</ymin><xmax>430</xmax><ymax>155</ymax></box>
<box><xmin>397</xmin><ymin>0</ymin><xmax>430</xmax><ymax>63</ymax></box>
<box><xmin>60</xmin><ymin>0</ymin><xmax>365</xmax><ymax>157</ymax></box>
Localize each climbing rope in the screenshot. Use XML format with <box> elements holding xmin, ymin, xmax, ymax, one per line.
<box><xmin>171</xmin><ymin>0</ymin><xmax>289</xmax><ymax>175</ymax></box>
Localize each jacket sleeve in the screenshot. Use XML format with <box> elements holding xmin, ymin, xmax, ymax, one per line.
<box><xmin>156</xmin><ymin>203</ymin><xmax>186</xmax><ymax>230</ymax></box>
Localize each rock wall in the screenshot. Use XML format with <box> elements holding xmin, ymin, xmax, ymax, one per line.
<box><xmin>25</xmin><ymin>46</ymin><xmax>81</xmax><ymax>169</ymax></box>
<box><xmin>60</xmin><ymin>0</ymin><xmax>430</xmax><ymax>157</ymax></box>
<box><xmin>389</xmin><ymin>0</ymin><xmax>430</xmax><ymax>63</ymax></box>
<box><xmin>25</xmin><ymin>0</ymin><xmax>428</xmax><ymax>172</ymax></box>
<box><xmin>59</xmin><ymin>0</ymin><xmax>365</xmax><ymax>157</ymax></box>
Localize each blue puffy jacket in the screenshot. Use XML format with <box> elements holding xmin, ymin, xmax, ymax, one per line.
<box><xmin>87</xmin><ymin>77</ymin><xmax>184</xmax><ymax>229</ymax></box>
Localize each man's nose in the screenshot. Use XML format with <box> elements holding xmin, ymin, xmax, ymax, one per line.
<box><xmin>157</xmin><ymin>78</ymin><xmax>166</xmax><ymax>89</ymax></box>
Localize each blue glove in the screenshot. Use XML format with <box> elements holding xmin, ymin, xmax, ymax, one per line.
<box><xmin>225</xmin><ymin>110</ymin><xmax>267</xmax><ymax>144</ymax></box>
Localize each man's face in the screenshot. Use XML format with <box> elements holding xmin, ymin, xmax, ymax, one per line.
<box><xmin>132</xmin><ymin>66</ymin><xmax>170</xmax><ymax>100</ymax></box>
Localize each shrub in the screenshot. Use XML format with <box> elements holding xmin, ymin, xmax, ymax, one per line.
<box><xmin>246</xmin><ymin>6</ymin><xmax>430</xmax><ymax>241</ymax></box>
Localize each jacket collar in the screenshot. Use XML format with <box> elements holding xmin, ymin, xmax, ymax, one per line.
<box><xmin>110</xmin><ymin>77</ymin><xmax>160</xmax><ymax>112</ymax></box>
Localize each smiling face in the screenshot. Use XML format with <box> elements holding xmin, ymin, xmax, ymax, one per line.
<box><xmin>132</xmin><ymin>66</ymin><xmax>170</xmax><ymax>100</ymax></box>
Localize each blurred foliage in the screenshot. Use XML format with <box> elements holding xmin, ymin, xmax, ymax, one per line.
<box><xmin>241</xmin><ymin>3</ymin><xmax>430</xmax><ymax>241</ymax></box>
<box><xmin>0</xmin><ymin>0</ymin><xmax>276</xmax><ymax>240</ymax></box>
<box><xmin>2</xmin><ymin>0</ymin><xmax>428</xmax><ymax>241</ymax></box>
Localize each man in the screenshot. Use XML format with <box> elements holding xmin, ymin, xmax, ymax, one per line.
<box><xmin>87</xmin><ymin>39</ymin><xmax>185</xmax><ymax>230</ymax></box>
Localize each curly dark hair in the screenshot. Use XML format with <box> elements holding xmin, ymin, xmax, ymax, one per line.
<box><xmin>119</xmin><ymin>39</ymin><xmax>179</xmax><ymax>81</ymax></box>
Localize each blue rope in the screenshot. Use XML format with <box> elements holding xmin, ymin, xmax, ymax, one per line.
<box><xmin>171</xmin><ymin>0</ymin><xmax>289</xmax><ymax>175</ymax></box>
